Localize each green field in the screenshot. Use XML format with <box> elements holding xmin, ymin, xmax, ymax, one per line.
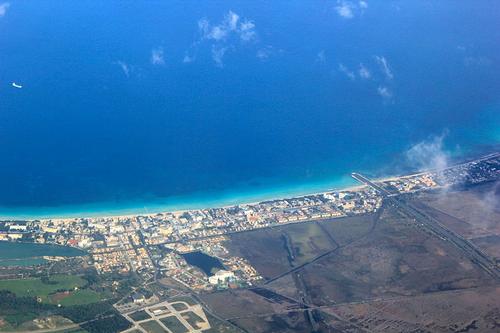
<box><xmin>169</xmin><ymin>295</ymin><xmax>197</xmax><ymax>306</ymax></box>
<box><xmin>0</xmin><ymin>275</ymin><xmax>86</xmax><ymax>301</ymax></box>
<box><xmin>0</xmin><ymin>274</ymin><xmax>101</xmax><ymax>306</ymax></box>
<box><xmin>140</xmin><ymin>320</ymin><xmax>169</xmax><ymax>333</ymax></box>
<box><xmin>129</xmin><ymin>310</ymin><xmax>151</xmax><ymax>322</ymax></box>
<box><xmin>56</xmin><ymin>289</ymin><xmax>102</xmax><ymax>306</ymax></box>
<box><xmin>159</xmin><ymin>316</ymin><xmax>188</xmax><ymax>333</ymax></box>
<box><xmin>171</xmin><ymin>302</ymin><xmax>188</xmax><ymax>311</ymax></box>
<box><xmin>182</xmin><ymin>311</ymin><xmax>205</xmax><ymax>330</ymax></box>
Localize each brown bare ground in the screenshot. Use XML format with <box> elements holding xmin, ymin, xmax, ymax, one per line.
<box><xmin>325</xmin><ymin>286</ymin><xmax>500</xmax><ymax>332</ymax></box>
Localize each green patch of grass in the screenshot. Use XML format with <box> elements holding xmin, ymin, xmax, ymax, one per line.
<box><xmin>0</xmin><ymin>275</ymin><xmax>87</xmax><ymax>303</ymax></box>
<box><xmin>159</xmin><ymin>316</ymin><xmax>188</xmax><ymax>333</ymax></box>
<box><xmin>168</xmin><ymin>295</ymin><xmax>197</xmax><ymax>306</ymax></box>
<box><xmin>57</xmin><ymin>290</ymin><xmax>102</xmax><ymax>306</ymax></box>
<box><xmin>2</xmin><ymin>312</ymin><xmax>38</xmax><ymax>330</ymax></box>
<box><xmin>0</xmin><ymin>290</ymin><xmax>56</xmax><ymax>329</ymax></box>
<box><xmin>171</xmin><ymin>302</ymin><xmax>188</xmax><ymax>311</ymax></box>
<box><xmin>0</xmin><ymin>275</ymin><xmax>101</xmax><ymax>307</ymax></box>
<box><xmin>80</xmin><ymin>312</ymin><xmax>131</xmax><ymax>333</ymax></box>
<box><xmin>181</xmin><ymin>311</ymin><xmax>205</xmax><ymax>329</ymax></box>
<box><xmin>129</xmin><ymin>310</ymin><xmax>151</xmax><ymax>322</ymax></box>
<box><xmin>139</xmin><ymin>320</ymin><xmax>168</xmax><ymax>333</ymax></box>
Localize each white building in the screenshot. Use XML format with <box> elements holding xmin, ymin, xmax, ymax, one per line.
<box><xmin>208</xmin><ymin>270</ymin><xmax>235</xmax><ymax>285</ymax></box>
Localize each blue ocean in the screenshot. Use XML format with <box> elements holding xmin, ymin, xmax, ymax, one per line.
<box><xmin>0</xmin><ymin>1</ymin><xmax>498</xmax><ymax>218</ymax></box>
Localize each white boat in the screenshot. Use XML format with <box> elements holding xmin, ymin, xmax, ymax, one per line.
<box><xmin>12</xmin><ymin>82</ymin><xmax>23</xmax><ymax>89</ymax></box>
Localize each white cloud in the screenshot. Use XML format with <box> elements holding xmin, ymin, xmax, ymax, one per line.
<box><xmin>256</xmin><ymin>46</ymin><xmax>282</xmax><ymax>61</ymax></box>
<box><xmin>335</xmin><ymin>1</ymin><xmax>368</xmax><ymax>19</ymax></box>
<box><xmin>114</xmin><ymin>60</ymin><xmax>131</xmax><ymax>77</ymax></box>
<box><xmin>406</xmin><ymin>132</ymin><xmax>473</xmax><ymax>188</ymax></box>
<box><xmin>0</xmin><ymin>2</ymin><xmax>10</xmax><ymax>17</ymax></box>
<box><xmin>198</xmin><ymin>18</ymin><xmax>210</xmax><ymax>36</ymax></box>
<box><xmin>316</xmin><ymin>50</ymin><xmax>326</xmax><ymax>63</ymax></box>
<box><xmin>377</xmin><ymin>85</ymin><xmax>392</xmax><ymax>99</ymax></box>
<box><xmin>183</xmin><ymin>53</ymin><xmax>195</xmax><ymax>64</ymax></box>
<box><xmin>358</xmin><ymin>63</ymin><xmax>371</xmax><ymax>79</ymax></box>
<box><xmin>374</xmin><ymin>55</ymin><xmax>394</xmax><ymax>80</ymax></box>
<box><xmin>406</xmin><ymin>133</ymin><xmax>449</xmax><ymax>172</ymax></box>
<box><xmin>212</xmin><ymin>46</ymin><xmax>228</xmax><ymax>67</ymax></box>
<box><xmin>191</xmin><ymin>10</ymin><xmax>260</xmax><ymax>67</ymax></box>
<box><xmin>208</xmin><ymin>25</ymin><xmax>228</xmax><ymax>41</ymax></box>
<box><xmin>256</xmin><ymin>49</ymin><xmax>270</xmax><ymax>61</ymax></box>
<box><xmin>150</xmin><ymin>47</ymin><xmax>165</xmax><ymax>66</ymax></box>
<box><xmin>338</xmin><ymin>63</ymin><xmax>356</xmax><ymax>80</ymax></box>
<box><xmin>199</xmin><ymin>10</ymin><xmax>256</xmax><ymax>43</ymax></box>
<box><xmin>480</xmin><ymin>180</ymin><xmax>500</xmax><ymax>213</ymax></box>
<box><xmin>239</xmin><ymin>20</ymin><xmax>257</xmax><ymax>42</ymax></box>
<box><xmin>335</xmin><ymin>1</ymin><xmax>354</xmax><ymax>19</ymax></box>
<box><xmin>226</xmin><ymin>10</ymin><xmax>240</xmax><ymax>31</ymax></box>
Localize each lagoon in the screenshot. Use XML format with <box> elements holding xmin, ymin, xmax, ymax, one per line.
<box><xmin>0</xmin><ymin>241</ymin><xmax>86</xmax><ymax>267</ymax></box>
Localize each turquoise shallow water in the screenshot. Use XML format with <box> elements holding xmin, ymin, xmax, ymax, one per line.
<box><xmin>0</xmin><ymin>241</ymin><xmax>86</xmax><ymax>266</ymax></box>
<box><xmin>0</xmin><ymin>1</ymin><xmax>499</xmax><ymax>219</ymax></box>
<box><xmin>0</xmin><ymin>174</ymin><xmax>357</xmax><ymax>219</ymax></box>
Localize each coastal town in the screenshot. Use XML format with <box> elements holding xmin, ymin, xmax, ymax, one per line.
<box><xmin>0</xmin><ymin>152</ymin><xmax>499</xmax><ymax>333</ymax></box>
<box><xmin>0</xmin><ymin>153</ymin><xmax>498</xmax><ymax>294</ymax></box>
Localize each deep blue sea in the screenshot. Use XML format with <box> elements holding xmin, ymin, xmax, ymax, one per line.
<box><xmin>0</xmin><ymin>1</ymin><xmax>499</xmax><ymax>218</ymax></box>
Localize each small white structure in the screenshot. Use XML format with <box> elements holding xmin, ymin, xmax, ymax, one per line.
<box><xmin>208</xmin><ymin>270</ymin><xmax>235</xmax><ymax>285</ymax></box>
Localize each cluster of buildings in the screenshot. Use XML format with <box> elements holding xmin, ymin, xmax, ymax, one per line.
<box><xmin>158</xmin><ymin>251</ymin><xmax>209</xmax><ymax>289</ymax></box>
<box><xmin>0</xmin><ymin>185</ymin><xmax>381</xmax><ymax>290</ymax></box>
<box><xmin>437</xmin><ymin>153</ymin><xmax>500</xmax><ymax>186</ymax></box>
<box><xmin>142</xmin><ymin>187</ymin><xmax>382</xmax><ymax>246</ymax></box>
<box><xmin>383</xmin><ymin>173</ymin><xmax>438</xmax><ymax>194</ymax></box>
<box><xmin>381</xmin><ymin>153</ymin><xmax>500</xmax><ymax>194</ymax></box>
<box><xmin>0</xmin><ymin>153</ymin><xmax>498</xmax><ymax>292</ymax></box>
<box><xmin>161</xmin><ymin>236</ymin><xmax>261</xmax><ymax>291</ymax></box>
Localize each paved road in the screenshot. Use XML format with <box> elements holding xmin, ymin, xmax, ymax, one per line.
<box><xmin>351</xmin><ymin>173</ymin><xmax>500</xmax><ymax>280</ymax></box>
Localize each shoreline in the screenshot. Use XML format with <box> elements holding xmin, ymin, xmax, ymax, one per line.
<box><xmin>0</xmin><ymin>177</ymin><xmax>364</xmax><ymax>221</ymax></box>
<box><xmin>1</xmin><ymin>149</ymin><xmax>498</xmax><ymax>221</ymax></box>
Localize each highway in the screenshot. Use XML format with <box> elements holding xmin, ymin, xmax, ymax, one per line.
<box><xmin>351</xmin><ymin>173</ymin><xmax>500</xmax><ymax>280</ymax></box>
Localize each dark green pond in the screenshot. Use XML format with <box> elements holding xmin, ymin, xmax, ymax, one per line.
<box><xmin>181</xmin><ymin>251</ymin><xmax>224</xmax><ymax>276</ymax></box>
